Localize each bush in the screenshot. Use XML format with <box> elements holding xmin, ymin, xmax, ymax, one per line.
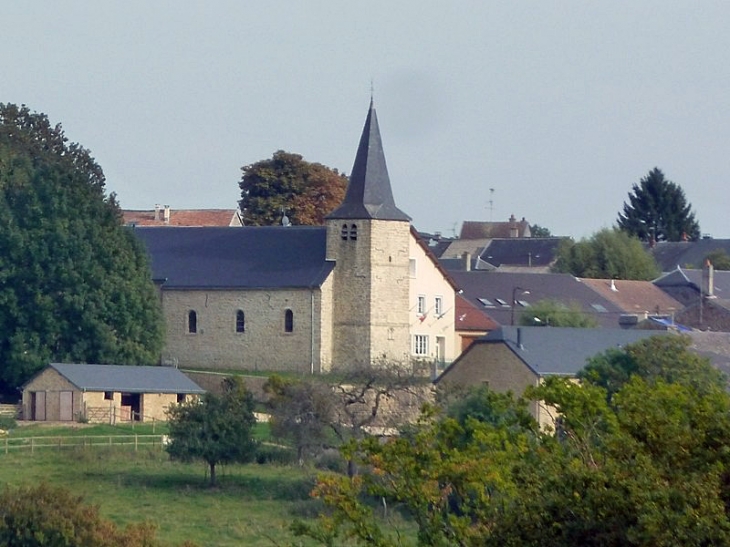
<box><xmin>0</xmin><ymin>416</ymin><xmax>17</xmax><ymax>431</ymax></box>
<box><xmin>256</xmin><ymin>444</ymin><xmax>296</xmax><ymax>465</ymax></box>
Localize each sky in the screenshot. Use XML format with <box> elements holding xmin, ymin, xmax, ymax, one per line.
<box><xmin>3</xmin><ymin>2</ymin><xmax>729</xmax><ymax>239</ymax></box>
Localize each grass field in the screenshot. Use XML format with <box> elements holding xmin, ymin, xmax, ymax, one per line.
<box><xmin>0</xmin><ymin>445</ymin><xmax>323</xmax><ymax>546</ymax></box>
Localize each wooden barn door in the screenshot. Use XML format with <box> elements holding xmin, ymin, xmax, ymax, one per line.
<box><xmin>59</xmin><ymin>391</ymin><xmax>73</xmax><ymax>421</ymax></box>
<box><xmin>32</xmin><ymin>392</ymin><xmax>46</xmax><ymax>421</ymax></box>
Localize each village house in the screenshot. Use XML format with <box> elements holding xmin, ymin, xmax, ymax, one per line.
<box><xmin>134</xmin><ymin>101</ymin><xmax>459</xmax><ymax>373</ymax></box>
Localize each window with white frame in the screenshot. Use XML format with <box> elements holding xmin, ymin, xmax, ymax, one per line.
<box><xmin>417</xmin><ymin>295</ymin><xmax>426</xmax><ymax>314</ymax></box>
<box><xmin>435</xmin><ymin>296</ymin><xmax>443</xmax><ymax>316</ymax></box>
<box><xmin>413</xmin><ymin>334</ymin><xmax>429</xmax><ymax>356</ymax></box>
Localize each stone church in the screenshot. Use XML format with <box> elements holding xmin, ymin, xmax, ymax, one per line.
<box><xmin>134</xmin><ymin>101</ymin><xmax>458</xmax><ymax>373</ymax></box>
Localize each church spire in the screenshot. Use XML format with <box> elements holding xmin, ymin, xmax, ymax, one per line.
<box><xmin>327</xmin><ymin>100</ymin><xmax>410</xmax><ymax>221</ymax></box>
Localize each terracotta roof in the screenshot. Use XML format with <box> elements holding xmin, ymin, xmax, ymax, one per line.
<box><xmin>581</xmin><ymin>278</ymin><xmax>683</xmax><ymax>315</ymax></box>
<box><xmin>455</xmin><ymin>294</ymin><xmax>499</xmax><ymax>332</ymax></box>
<box><xmin>460</xmin><ymin>216</ymin><xmax>531</xmax><ymax>239</ymax></box>
<box><xmin>123</xmin><ymin>209</ymin><xmax>242</xmax><ymax>227</ymax></box>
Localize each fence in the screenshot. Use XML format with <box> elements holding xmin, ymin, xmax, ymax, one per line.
<box><xmin>0</xmin><ymin>434</ymin><xmax>167</xmax><ymax>454</ymax></box>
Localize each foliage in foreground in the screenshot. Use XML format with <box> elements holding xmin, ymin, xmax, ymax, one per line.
<box><xmin>553</xmin><ymin>227</ymin><xmax>660</xmax><ymax>280</ymax></box>
<box><xmin>0</xmin><ymin>483</ymin><xmax>196</xmax><ymax>547</ymax></box>
<box><xmin>166</xmin><ymin>376</ymin><xmax>258</xmax><ymax>486</ymax></box>
<box><xmin>0</xmin><ymin>103</ymin><xmax>164</xmax><ymax>394</ymax></box>
<box><xmin>295</xmin><ymin>337</ymin><xmax>730</xmax><ymax>546</ymax></box>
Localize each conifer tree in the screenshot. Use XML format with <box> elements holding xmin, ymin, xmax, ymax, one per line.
<box><xmin>617</xmin><ymin>167</ymin><xmax>700</xmax><ymax>242</ymax></box>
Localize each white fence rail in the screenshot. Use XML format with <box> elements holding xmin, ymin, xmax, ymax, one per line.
<box><xmin>0</xmin><ymin>434</ymin><xmax>167</xmax><ymax>454</ymax></box>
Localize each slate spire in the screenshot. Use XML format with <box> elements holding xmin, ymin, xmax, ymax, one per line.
<box><xmin>327</xmin><ymin>100</ymin><xmax>410</xmax><ymax>221</ymax></box>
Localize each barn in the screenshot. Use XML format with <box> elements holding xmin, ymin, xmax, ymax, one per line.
<box><xmin>21</xmin><ymin>363</ymin><xmax>205</xmax><ymax>423</ymax></box>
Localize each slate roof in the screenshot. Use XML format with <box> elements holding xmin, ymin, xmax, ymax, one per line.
<box><xmin>479</xmin><ymin>237</ymin><xmax>565</xmax><ymax>268</ymax></box>
<box><xmin>580</xmin><ymin>278</ymin><xmax>683</xmax><ymax>316</ymax></box>
<box><xmin>449</xmin><ymin>271</ymin><xmax>626</xmax><ymax>328</ymax></box>
<box><xmin>654</xmin><ymin>267</ymin><xmax>730</xmax><ymax>306</ymax></box>
<box><xmin>123</xmin><ymin>209</ymin><xmax>242</xmax><ymax>227</ymax></box>
<box><xmin>44</xmin><ymin>364</ymin><xmax>205</xmax><ymax>394</ymax></box>
<box><xmin>456</xmin><ymin>326</ymin><xmax>668</xmax><ymax>377</ymax></box>
<box><xmin>327</xmin><ymin>100</ymin><xmax>410</xmax><ymax>222</ymax></box>
<box><xmin>133</xmin><ymin>226</ymin><xmax>334</xmax><ymax>289</ymax></box>
<box><xmin>650</xmin><ymin>239</ymin><xmax>730</xmax><ymax>271</ymax></box>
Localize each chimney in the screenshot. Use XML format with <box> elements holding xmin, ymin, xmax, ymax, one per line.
<box><xmin>154</xmin><ymin>204</ymin><xmax>161</xmax><ymax>221</ymax></box>
<box><xmin>516</xmin><ymin>327</ymin><xmax>523</xmax><ymax>349</ymax></box>
<box><xmin>610</xmin><ymin>279</ymin><xmax>618</xmax><ymax>292</ymax></box>
<box><xmin>163</xmin><ymin>205</ymin><xmax>171</xmax><ymax>224</ymax></box>
<box><xmin>462</xmin><ymin>252</ymin><xmax>471</xmax><ymax>272</ymax></box>
<box><xmin>509</xmin><ymin>214</ymin><xmax>518</xmax><ymax>238</ymax></box>
<box><xmin>703</xmin><ymin>259</ymin><xmax>715</xmax><ymax>297</ymax></box>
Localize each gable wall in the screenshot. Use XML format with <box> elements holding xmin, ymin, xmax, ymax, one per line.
<box><xmin>22</xmin><ymin>369</ymin><xmax>80</xmax><ymax>421</ymax></box>
<box><xmin>161</xmin><ymin>287</ymin><xmax>328</xmax><ymax>373</ymax></box>
<box><xmin>409</xmin><ymin>233</ymin><xmax>457</xmax><ymax>366</ymax></box>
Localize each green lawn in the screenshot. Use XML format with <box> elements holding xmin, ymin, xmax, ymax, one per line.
<box><xmin>0</xmin><ymin>446</ymin><xmax>323</xmax><ymax>546</ymax></box>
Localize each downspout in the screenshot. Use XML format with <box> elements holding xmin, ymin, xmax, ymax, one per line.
<box><xmin>310</xmin><ymin>289</ymin><xmax>315</xmax><ymax>375</ymax></box>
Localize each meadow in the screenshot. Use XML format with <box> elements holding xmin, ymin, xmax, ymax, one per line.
<box><xmin>0</xmin><ymin>423</ymin><xmax>329</xmax><ymax>546</ymax></box>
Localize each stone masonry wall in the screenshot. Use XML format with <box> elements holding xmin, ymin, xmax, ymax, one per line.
<box><xmin>161</xmin><ymin>286</ymin><xmax>329</xmax><ymax>373</ymax></box>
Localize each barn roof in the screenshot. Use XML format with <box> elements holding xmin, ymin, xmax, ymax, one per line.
<box><xmin>44</xmin><ymin>364</ymin><xmax>205</xmax><ymax>394</ymax></box>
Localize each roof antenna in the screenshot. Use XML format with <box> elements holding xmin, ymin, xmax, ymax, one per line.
<box><xmin>370</xmin><ymin>78</ymin><xmax>375</xmax><ymax>105</ymax></box>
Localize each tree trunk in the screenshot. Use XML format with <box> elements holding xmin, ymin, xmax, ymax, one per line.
<box><xmin>209</xmin><ymin>462</ymin><xmax>216</xmax><ymax>487</ymax></box>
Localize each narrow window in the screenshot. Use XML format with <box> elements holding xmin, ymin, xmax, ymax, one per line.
<box><xmin>188</xmin><ymin>310</ymin><xmax>197</xmax><ymax>333</ymax></box>
<box><xmin>236</xmin><ymin>310</ymin><xmax>245</xmax><ymax>333</ymax></box>
<box><xmin>341</xmin><ymin>224</ymin><xmax>348</xmax><ymax>240</ymax></box>
<box><xmin>417</xmin><ymin>295</ymin><xmax>426</xmax><ymax>314</ymax></box>
<box><xmin>413</xmin><ymin>335</ymin><xmax>429</xmax><ymax>356</ymax></box>
<box><xmin>104</xmin><ymin>391</ymin><xmax>113</xmax><ymax>401</ymax></box>
<box><xmin>284</xmin><ymin>309</ymin><xmax>294</xmax><ymax>333</ymax></box>
<box><xmin>409</xmin><ymin>259</ymin><xmax>416</xmax><ymax>277</ymax></box>
<box><xmin>349</xmin><ymin>224</ymin><xmax>358</xmax><ymax>240</ymax></box>
<box><xmin>177</xmin><ymin>393</ymin><xmax>186</xmax><ymax>404</ymax></box>
<box><xmin>435</xmin><ymin>296</ymin><xmax>443</xmax><ymax>316</ymax></box>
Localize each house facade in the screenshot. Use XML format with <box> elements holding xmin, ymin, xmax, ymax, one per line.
<box><xmin>135</xmin><ymin>101</ymin><xmax>458</xmax><ymax>373</ymax></box>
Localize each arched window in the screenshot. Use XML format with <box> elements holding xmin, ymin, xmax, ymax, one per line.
<box><xmin>188</xmin><ymin>310</ymin><xmax>197</xmax><ymax>334</ymax></box>
<box><xmin>284</xmin><ymin>309</ymin><xmax>294</xmax><ymax>333</ymax></box>
<box><xmin>341</xmin><ymin>224</ymin><xmax>348</xmax><ymax>240</ymax></box>
<box><xmin>349</xmin><ymin>224</ymin><xmax>358</xmax><ymax>240</ymax></box>
<box><xmin>236</xmin><ymin>310</ymin><xmax>245</xmax><ymax>333</ymax></box>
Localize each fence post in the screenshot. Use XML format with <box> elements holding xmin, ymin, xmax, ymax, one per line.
<box><xmin>30</xmin><ymin>437</ymin><xmax>34</xmax><ymax>454</ymax></box>
<box><xmin>135</xmin><ymin>434</ymin><xmax>138</xmax><ymax>452</ymax></box>
<box><xmin>4</xmin><ymin>437</ymin><xmax>7</xmax><ymax>455</ymax></box>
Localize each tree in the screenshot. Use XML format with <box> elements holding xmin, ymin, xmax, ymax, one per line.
<box><xmin>617</xmin><ymin>167</ymin><xmax>700</xmax><ymax>242</ymax></box>
<box><xmin>529</xmin><ymin>223</ymin><xmax>552</xmax><ymax>237</ymax></box>
<box><xmin>166</xmin><ymin>376</ymin><xmax>258</xmax><ymax>486</ymax></box>
<box><xmin>0</xmin><ymin>103</ymin><xmax>164</xmax><ymax>394</ymax></box>
<box><xmin>517</xmin><ymin>298</ymin><xmax>598</xmax><ymax>328</ymax></box>
<box><xmin>0</xmin><ymin>483</ymin><xmax>197</xmax><ymax>546</ymax></box>
<box><xmin>705</xmin><ymin>249</ymin><xmax>730</xmax><ymax>271</ymax></box>
<box><xmin>264</xmin><ymin>374</ymin><xmax>336</xmax><ymax>465</ymax></box>
<box><xmin>238</xmin><ymin>150</ymin><xmax>347</xmax><ymax>226</ymax></box>
<box><xmin>579</xmin><ymin>334</ymin><xmax>726</xmax><ymax>399</ymax></box>
<box><xmin>553</xmin><ymin>228</ymin><xmax>660</xmax><ymax>280</ymax></box>
<box><xmin>295</xmin><ymin>347</ymin><xmax>730</xmax><ymax>546</ymax></box>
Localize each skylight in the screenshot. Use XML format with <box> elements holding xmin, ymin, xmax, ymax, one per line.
<box><xmin>591</xmin><ymin>303</ymin><xmax>608</xmax><ymax>313</ymax></box>
<box><xmin>477</xmin><ymin>298</ymin><xmax>494</xmax><ymax>308</ymax></box>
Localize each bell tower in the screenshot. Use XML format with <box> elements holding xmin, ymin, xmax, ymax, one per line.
<box><xmin>326</xmin><ymin>100</ymin><xmax>411</xmax><ymax>368</ymax></box>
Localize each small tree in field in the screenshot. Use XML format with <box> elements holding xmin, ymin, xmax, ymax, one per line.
<box><xmin>166</xmin><ymin>376</ymin><xmax>258</xmax><ymax>486</ymax></box>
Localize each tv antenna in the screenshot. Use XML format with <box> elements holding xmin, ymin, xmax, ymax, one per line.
<box><xmin>488</xmin><ymin>188</ymin><xmax>495</xmax><ymax>221</ymax></box>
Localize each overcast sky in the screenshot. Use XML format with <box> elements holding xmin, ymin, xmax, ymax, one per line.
<box><xmin>3</xmin><ymin>2</ymin><xmax>729</xmax><ymax>239</ymax></box>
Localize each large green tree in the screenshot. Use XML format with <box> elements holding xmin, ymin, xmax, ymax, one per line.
<box><xmin>166</xmin><ymin>376</ymin><xmax>258</xmax><ymax>486</ymax></box>
<box><xmin>617</xmin><ymin>167</ymin><xmax>701</xmax><ymax>242</ymax></box>
<box><xmin>0</xmin><ymin>104</ymin><xmax>164</xmax><ymax>394</ymax></box>
<box><xmin>238</xmin><ymin>150</ymin><xmax>347</xmax><ymax>226</ymax></box>
<box><xmin>553</xmin><ymin>228</ymin><xmax>660</xmax><ymax>280</ymax></box>
<box><xmin>295</xmin><ymin>342</ymin><xmax>730</xmax><ymax>546</ymax></box>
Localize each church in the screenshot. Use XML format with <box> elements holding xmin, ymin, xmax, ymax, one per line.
<box><xmin>134</xmin><ymin>101</ymin><xmax>458</xmax><ymax>373</ymax></box>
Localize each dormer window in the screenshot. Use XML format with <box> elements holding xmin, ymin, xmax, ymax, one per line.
<box><xmin>349</xmin><ymin>224</ymin><xmax>357</xmax><ymax>240</ymax></box>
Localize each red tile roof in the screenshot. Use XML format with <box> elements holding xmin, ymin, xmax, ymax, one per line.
<box><xmin>455</xmin><ymin>294</ymin><xmax>499</xmax><ymax>332</ymax></box>
<box><xmin>123</xmin><ymin>209</ymin><xmax>242</xmax><ymax>227</ymax></box>
<box><xmin>580</xmin><ymin>278</ymin><xmax>682</xmax><ymax>315</ymax></box>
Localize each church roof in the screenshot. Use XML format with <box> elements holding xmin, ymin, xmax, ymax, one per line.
<box><xmin>327</xmin><ymin>100</ymin><xmax>410</xmax><ymax>221</ymax></box>
<box><xmin>133</xmin><ymin>226</ymin><xmax>334</xmax><ymax>289</ymax></box>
